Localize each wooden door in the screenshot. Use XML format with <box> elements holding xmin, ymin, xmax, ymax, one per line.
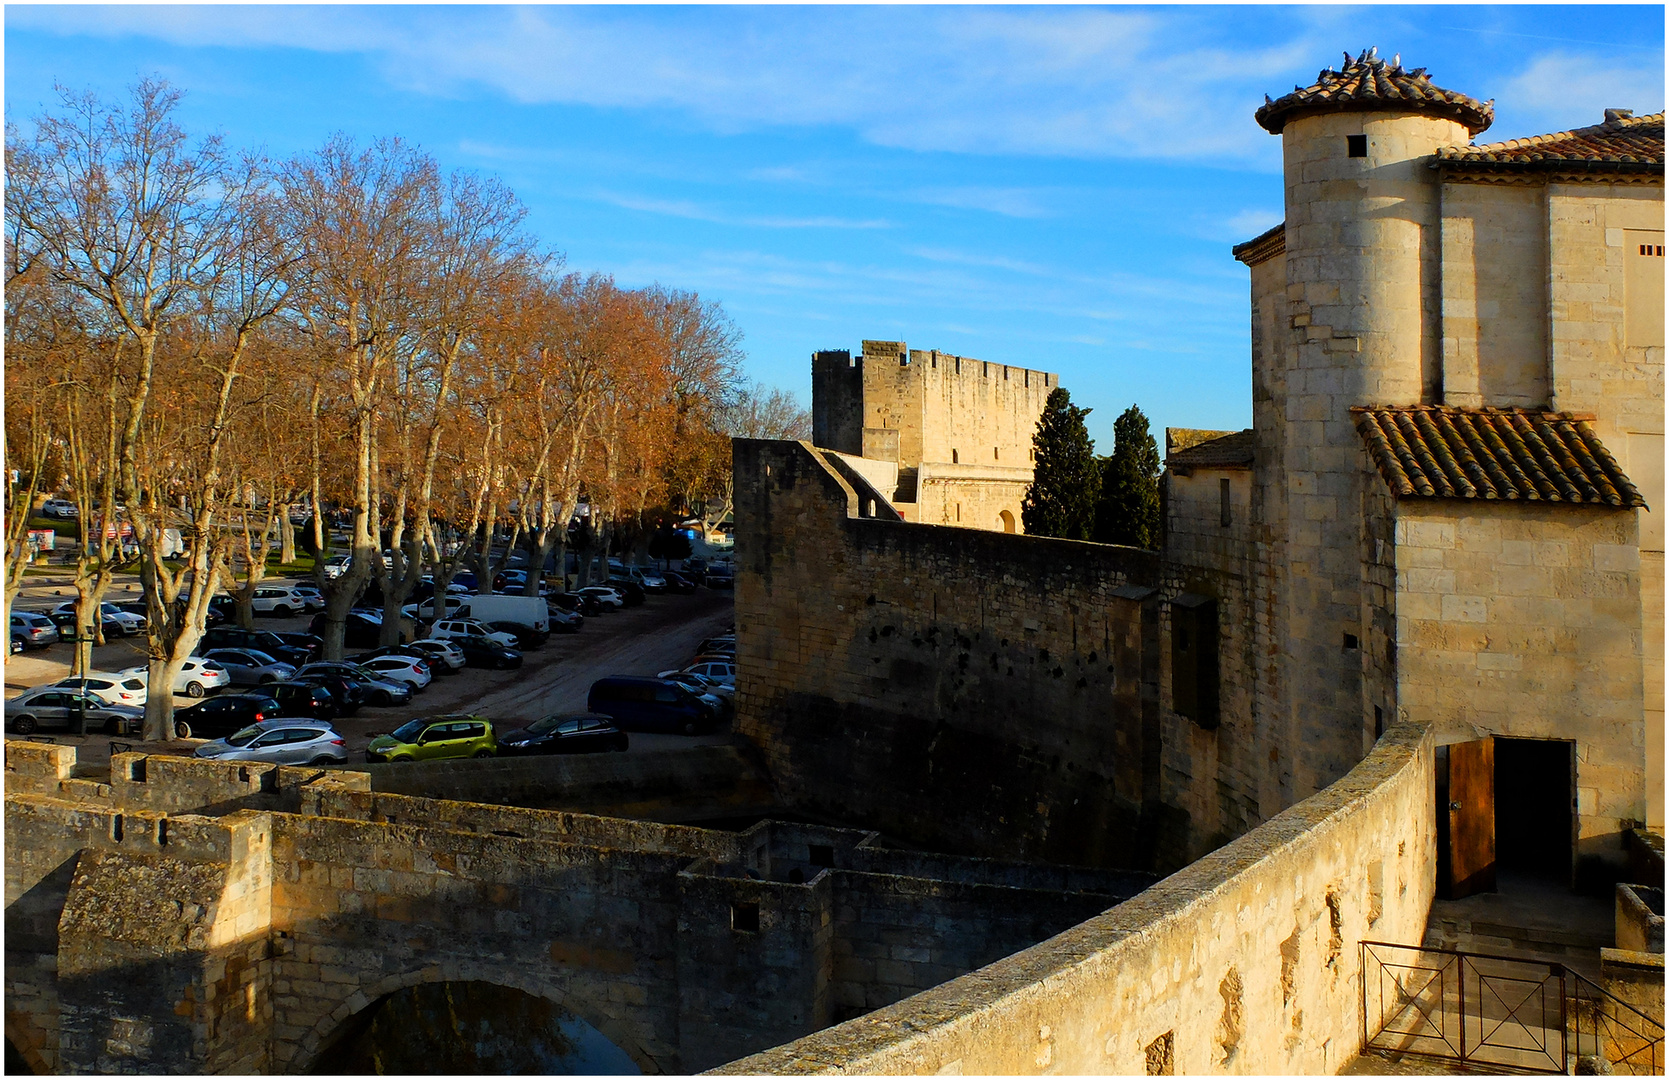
<box><xmin>1447</xmin><ymin>738</ymin><xmax>1496</xmax><ymax>899</ymax></box>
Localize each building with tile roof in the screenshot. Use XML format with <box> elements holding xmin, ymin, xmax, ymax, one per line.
<box><xmin>1170</xmin><ymin>49</ymin><xmax>1665</xmax><ymax>899</ymax></box>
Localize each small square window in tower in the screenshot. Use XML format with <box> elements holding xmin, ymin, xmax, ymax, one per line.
<box><xmin>1170</xmin><ymin>593</ymin><xmax>1219</xmax><ymax>729</ymax></box>
<box><xmin>1347</xmin><ymin>134</ymin><xmax>1367</xmax><ymax>157</ymax></box>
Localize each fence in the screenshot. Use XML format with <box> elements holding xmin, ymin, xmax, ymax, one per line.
<box><xmin>1362</xmin><ymin>940</ymin><xmax>1663</xmax><ymax>1074</ymax></box>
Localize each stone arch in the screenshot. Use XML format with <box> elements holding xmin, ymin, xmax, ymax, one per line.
<box><xmin>4</xmin><ymin>1012</ymin><xmax>54</xmax><ymax>1076</ymax></box>
<box><xmin>999</xmin><ymin>510</ymin><xmax>1016</xmax><ymax>533</ymax></box>
<box><xmin>286</xmin><ymin>961</ymin><xmax>661</xmax><ymax>1075</ymax></box>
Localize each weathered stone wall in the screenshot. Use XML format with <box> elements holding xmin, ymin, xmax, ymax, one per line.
<box><xmin>4</xmin><ymin>745</ymin><xmax>1153</xmax><ymax>1075</ymax></box>
<box><xmin>733</xmin><ymin>438</ymin><xmax>1165</xmax><ymax>868</ymax></box>
<box><xmin>809</xmin><ymin>341</ymin><xmax>1056</xmax><ymax>535</ymax></box>
<box><xmin>363</xmin><ymin>744</ymin><xmax>778</xmax><ymax>823</ymax></box>
<box><xmin>913</xmin><ymin>462</ymin><xmax>1033</xmax><ymax>533</ymax></box>
<box><xmin>1439</xmin><ymin>180</ymin><xmax>1550</xmax><ymax>408</ymax></box>
<box><xmin>1161</xmin><ymin>463</ymin><xmax>1261</xmax><ymax>864</ymax></box>
<box><xmin>716</xmin><ymin>720</ymin><xmax>1437</xmax><ymax>1076</ymax></box>
<box><xmin>1393</xmin><ymin>501</ymin><xmax>1646</xmax><ymax>876</ymax></box>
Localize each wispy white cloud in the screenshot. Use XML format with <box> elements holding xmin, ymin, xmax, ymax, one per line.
<box><xmin>907</xmin><ymin>186</ymin><xmax>1055</xmax><ymax>219</ymax></box>
<box><xmin>1497</xmin><ymin>52</ymin><xmax>1665</xmax><ymax>137</ymax></box>
<box><xmin>2</xmin><ymin>5</ymin><xmax>1312</xmax><ymax>164</ymax></box>
<box><xmin>592</xmin><ymin>191</ymin><xmax>890</xmax><ymax>231</ymax></box>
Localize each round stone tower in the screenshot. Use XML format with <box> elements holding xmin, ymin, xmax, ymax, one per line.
<box><xmin>1257</xmin><ymin>46</ymin><xmax>1494</xmax><ymax>408</ymax></box>
<box><xmin>1250</xmin><ymin>51</ymin><xmax>1494</xmax><ymax>799</ymax></box>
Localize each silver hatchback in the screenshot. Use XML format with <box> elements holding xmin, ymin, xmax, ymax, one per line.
<box><xmin>193</xmin><ymin>719</ymin><xmax>348</xmax><ymax>765</ymax></box>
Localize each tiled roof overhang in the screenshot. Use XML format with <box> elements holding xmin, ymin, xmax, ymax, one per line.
<box><xmin>1231</xmin><ymin>222</ymin><xmax>1285</xmax><ymax>267</ymax></box>
<box><xmin>1167</xmin><ymin>430</ymin><xmax>1255</xmax><ymax>471</ymax></box>
<box><xmin>1434</xmin><ymin>110</ymin><xmax>1664</xmax><ymax>180</ymax></box>
<box><xmin>1257</xmin><ymin>49</ymin><xmax>1493</xmax><ymax>136</ymax></box>
<box><xmin>1352</xmin><ymin>405</ymin><xmax>1645</xmax><ymax>507</ymax></box>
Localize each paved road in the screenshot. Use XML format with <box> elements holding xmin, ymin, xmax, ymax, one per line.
<box><xmin>5</xmin><ymin>583</ymin><xmax>736</xmax><ymax>765</ymax></box>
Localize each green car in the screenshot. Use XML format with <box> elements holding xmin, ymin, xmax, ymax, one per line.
<box><xmin>365</xmin><ymin>714</ymin><xmax>497</xmax><ymax>763</ymax></box>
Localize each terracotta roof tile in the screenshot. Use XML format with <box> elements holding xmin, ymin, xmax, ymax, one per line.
<box><xmin>1167</xmin><ymin>429</ymin><xmax>1254</xmax><ymax>470</ymax></box>
<box><xmin>1257</xmin><ymin>48</ymin><xmax>1492</xmax><ymax>136</ymax></box>
<box><xmin>1435</xmin><ymin>109</ymin><xmax>1664</xmax><ymax>176</ymax></box>
<box><xmin>1353</xmin><ymin>406</ymin><xmax>1644</xmax><ymax>508</ymax></box>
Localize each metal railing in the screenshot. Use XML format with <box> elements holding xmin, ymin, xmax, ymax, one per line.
<box><xmin>1362</xmin><ymin>940</ymin><xmax>1663</xmax><ymax>1075</ymax></box>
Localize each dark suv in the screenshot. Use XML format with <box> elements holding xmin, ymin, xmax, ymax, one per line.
<box><xmin>268</xmin><ymin>681</ymin><xmax>338</xmax><ymax>721</ymax></box>
<box><xmin>197</xmin><ymin>626</ymin><xmax>312</xmax><ymax>667</ymax></box>
<box><xmin>587</xmin><ymin>676</ymin><xmax>720</xmax><ymax>735</ymax></box>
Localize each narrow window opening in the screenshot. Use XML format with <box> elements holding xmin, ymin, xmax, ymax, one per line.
<box><xmin>1347</xmin><ymin>134</ymin><xmax>1367</xmax><ymax>157</ymax></box>
<box><xmin>1374</xmin><ymin>704</ymin><xmax>1384</xmax><ymax>739</ymax></box>
<box><xmin>951</xmin><ymin>449</ymin><xmax>959</xmax><ymax>464</ymax></box>
<box><xmin>156</xmin><ymin>819</ymin><xmax>168</xmax><ymax>847</ymax></box>
<box><xmin>731</xmin><ymin>901</ymin><xmax>760</xmax><ymax>933</ymax></box>
<box><xmin>1343</xmin><ymin>633</ymin><xmax>1360</xmax><ymax>650</ymax></box>
<box><xmin>993</xmin><ymin>447</ymin><xmax>999</xmax><ymax>460</ymax></box>
<box><xmin>1219</xmin><ymin>477</ymin><xmax>1232</xmax><ymax>527</ymax></box>
<box><xmin>110</xmin><ymin>814</ymin><xmax>124</xmax><ymax>842</ymax></box>
<box><xmin>809</xmin><ymin>844</ymin><xmax>835</xmax><ymax>867</ymax></box>
<box><xmin>955</xmin><ymin>503</ymin><xmax>962</xmax><ymax>522</ymax></box>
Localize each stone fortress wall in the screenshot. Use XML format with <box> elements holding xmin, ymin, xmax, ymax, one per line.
<box><xmin>811</xmin><ymin>341</ymin><xmax>1055</xmax><ymax>533</ymax></box>
<box><xmin>732</xmin><ymin>438</ymin><xmax>1169</xmax><ymax>869</ymax></box>
<box><xmin>3</xmin><ymin>742</ymin><xmax>1151</xmax><ymax>1075</ymax></box>
<box><xmin>721</xmin><ymin>720</ymin><xmax>1437</xmax><ymax>1075</ymax></box>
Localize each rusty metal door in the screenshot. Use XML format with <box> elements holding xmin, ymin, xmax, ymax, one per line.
<box><xmin>1446</xmin><ymin>738</ymin><xmax>1496</xmax><ymax>899</ymax></box>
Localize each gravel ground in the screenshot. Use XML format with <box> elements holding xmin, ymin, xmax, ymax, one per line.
<box><xmin>5</xmin><ymin>582</ymin><xmax>736</xmax><ymax>768</ymax></box>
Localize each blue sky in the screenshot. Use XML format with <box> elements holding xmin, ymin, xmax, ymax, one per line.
<box><xmin>6</xmin><ymin>5</ymin><xmax>1664</xmax><ymax>448</ymax></box>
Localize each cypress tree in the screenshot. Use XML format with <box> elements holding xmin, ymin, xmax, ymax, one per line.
<box><xmin>1094</xmin><ymin>404</ymin><xmax>1162</xmax><ymax>548</ymax></box>
<box><xmin>1022</xmin><ymin>387</ymin><xmax>1100</xmax><ymax>540</ymax></box>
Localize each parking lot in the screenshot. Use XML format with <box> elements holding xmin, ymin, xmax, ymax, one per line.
<box><xmin>5</xmin><ymin>573</ymin><xmax>736</xmax><ymax>769</ymax></box>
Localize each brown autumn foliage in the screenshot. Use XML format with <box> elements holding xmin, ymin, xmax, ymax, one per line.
<box><xmin>6</xmin><ymin>78</ymin><xmax>805</xmax><ymax>739</ymax></box>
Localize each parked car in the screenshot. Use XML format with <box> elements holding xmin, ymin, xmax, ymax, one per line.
<box><xmin>10</xmin><ymin>612</ymin><xmax>59</xmax><ymax>649</ymax></box>
<box><xmin>321</xmin><ymin>554</ymin><xmax>353</xmax><ymax>579</ymax></box>
<box><xmin>633</xmin><ymin>568</ymin><xmax>668</xmax><ymax>593</ymax></box>
<box><xmin>449</xmin><ymin>634</ymin><xmax>524</xmax><ymax>670</ymax></box>
<box><xmin>605</xmin><ymin>576</ymin><xmax>646</xmax><ymax>605</ymax></box>
<box><xmin>661</xmin><ymin>570</ymin><xmax>698</xmax><ymax>594</ymax></box>
<box><xmin>586</xmin><ymin>676</ymin><xmax>721</xmax><ymax>735</ymax></box>
<box><xmin>429</xmin><ymin>618</ymin><xmax>518</xmax><ymax>649</ymax></box>
<box><xmin>116</xmin><ymin>657</ymin><xmax>232</xmax><ymax>698</ymax></box>
<box><xmin>10</xmin><ymin>636</ymin><xmax>22</xmax><ymax>655</ymax></box>
<box><xmin>288</xmin><ymin>672</ymin><xmax>363</xmax><ymax>716</ymax></box>
<box><xmin>45</xmin><ymin>609</ymin><xmax>127</xmax><ymax>641</ymax></box>
<box><xmin>364</xmin><ymin>714</ymin><xmax>498</xmax><ymax>763</ymax></box>
<box><xmin>268</xmin><ymin>632</ymin><xmax>325</xmax><ymax>663</ymax></box>
<box><xmin>576</xmin><ymin>587</ymin><xmax>625</xmax><ymax>612</ymax></box>
<box><xmin>547</xmin><ymin>606</ymin><xmax>584</xmax><ymax>633</ymax></box>
<box><xmin>355</xmin><ymin>654</ymin><xmax>433</xmax><ymax>691</ymax></box>
<box><xmin>267</xmin><ymin>681</ymin><xmax>339</xmax><ymax>721</ymax></box>
<box><xmin>250</xmin><ymin>585</ymin><xmax>315</xmax><ymax>617</ymax></box>
<box><xmin>5</xmin><ymin>689</ymin><xmax>145</xmax><ymax>736</ymax></box>
<box><xmin>293</xmin><ymin>662</ymin><xmax>413</xmax><ymax>707</ymax></box>
<box><xmin>660</xmin><ymin>670</ymin><xmax>736</xmax><ymax>711</ymax></box>
<box><xmin>194</xmin><ymin>719</ymin><xmax>349</xmax><ymax>765</ymax></box>
<box><xmin>553</xmin><ymin>591</ymin><xmax>603</xmax><ymax>617</ymax></box>
<box><xmin>199</xmin><ymin>626</ymin><xmax>312</xmax><ymax>667</ymax></box>
<box><xmin>402</xmin><ymin>595</ymin><xmax>469</xmax><ymax>621</ymax></box>
<box><xmin>680</xmin><ymin>660</ymin><xmax>737</xmax><ymax>687</ymax></box>
<box><xmin>52</xmin><ymin>601</ymin><xmax>145</xmax><ymax>636</ymax></box>
<box><xmin>174</xmin><ymin>692</ymin><xmax>283</xmax><ymax>739</ymax></box>
<box><xmin>697</xmin><ymin>635</ymin><xmax>736</xmax><ymax>656</ymax></box>
<box><xmin>497</xmin><ymin>713</ymin><xmax>628</xmax><ymax>755</ymax></box>
<box><xmin>205</xmin><ymin>595</ymin><xmax>237</xmax><ymax>626</ymax></box>
<box><xmin>355</xmin><ymin>639</ymin><xmax>466</xmax><ymax>676</ymax></box>
<box><xmin>201</xmin><ymin>648</ymin><xmax>297</xmax><ymax>687</ymax></box>
<box><xmin>48</xmin><ymin>671</ymin><xmax>149</xmax><ymax>708</ymax></box>
<box><xmin>484</xmin><ymin>620</ymin><xmax>548</xmax><ymax>650</ymax></box>
<box><xmin>307</xmin><ymin>610</ymin><xmax>405</xmax><ymax>650</ymax></box>
<box><xmin>704</xmin><ymin>564</ymin><xmax>735</xmax><ymax>589</ymax></box>
<box><xmin>40</xmin><ymin>497</ymin><xmax>79</xmax><ymax>519</ymax></box>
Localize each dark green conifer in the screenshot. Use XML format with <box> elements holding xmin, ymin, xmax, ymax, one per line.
<box><xmin>1094</xmin><ymin>404</ymin><xmax>1161</xmax><ymax>549</ymax></box>
<box><xmin>1022</xmin><ymin>387</ymin><xmax>1099</xmax><ymax>540</ymax></box>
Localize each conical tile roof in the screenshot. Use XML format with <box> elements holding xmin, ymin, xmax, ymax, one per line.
<box><xmin>1257</xmin><ymin>48</ymin><xmax>1493</xmax><ymax>136</ymax></box>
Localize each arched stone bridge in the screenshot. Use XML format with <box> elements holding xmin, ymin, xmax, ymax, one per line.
<box><xmin>4</xmin><ymin>742</ymin><xmax>1150</xmax><ymax>1074</ymax></box>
